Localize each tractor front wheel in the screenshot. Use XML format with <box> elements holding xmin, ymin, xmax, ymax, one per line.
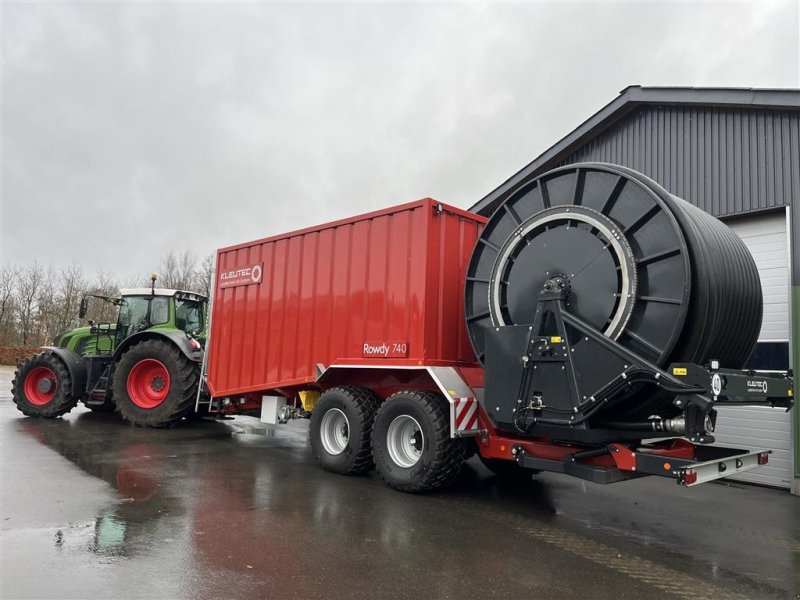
<box><xmin>12</xmin><ymin>352</ymin><xmax>79</xmax><ymax>418</ymax></box>
<box><xmin>113</xmin><ymin>339</ymin><xmax>198</xmax><ymax>427</ymax></box>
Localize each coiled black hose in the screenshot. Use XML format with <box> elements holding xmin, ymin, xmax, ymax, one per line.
<box><xmin>465</xmin><ymin>162</ymin><xmax>762</xmax><ymax>421</ymax></box>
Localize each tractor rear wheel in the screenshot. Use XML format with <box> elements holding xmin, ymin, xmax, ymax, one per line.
<box><xmin>113</xmin><ymin>339</ymin><xmax>198</xmax><ymax>427</ymax></box>
<box><xmin>372</xmin><ymin>390</ymin><xmax>466</xmax><ymax>493</ymax></box>
<box><xmin>12</xmin><ymin>352</ymin><xmax>79</xmax><ymax>418</ymax></box>
<box><xmin>309</xmin><ymin>386</ymin><xmax>380</xmax><ymax>475</ymax></box>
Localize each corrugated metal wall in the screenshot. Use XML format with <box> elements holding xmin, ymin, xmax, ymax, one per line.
<box><xmin>560</xmin><ymin>106</ymin><xmax>800</xmax><ymax>219</ymax></box>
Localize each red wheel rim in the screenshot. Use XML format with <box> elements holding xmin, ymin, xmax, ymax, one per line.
<box><xmin>127</xmin><ymin>359</ymin><xmax>171</xmax><ymax>409</ymax></box>
<box><xmin>24</xmin><ymin>367</ymin><xmax>58</xmax><ymax>406</ymax></box>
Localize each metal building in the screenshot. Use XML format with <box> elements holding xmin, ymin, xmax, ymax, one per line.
<box><xmin>471</xmin><ymin>86</ymin><xmax>800</xmax><ymax>493</ymax></box>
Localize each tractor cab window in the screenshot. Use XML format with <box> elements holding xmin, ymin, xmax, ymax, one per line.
<box><xmin>116</xmin><ymin>296</ymin><xmax>169</xmax><ymax>343</ymax></box>
<box><xmin>175</xmin><ymin>299</ymin><xmax>203</xmax><ymax>334</ymax></box>
<box><xmin>150</xmin><ymin>297</ymin><xmax>169</xmax><ymax>325</ymax></box>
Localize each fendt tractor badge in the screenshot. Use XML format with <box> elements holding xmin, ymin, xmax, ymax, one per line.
<box><xmin>219</xmin><ymin>263</ymin><xmax>263</xmax><ymax>289</ymax></box>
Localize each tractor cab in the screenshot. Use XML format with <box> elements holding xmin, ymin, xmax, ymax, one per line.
<box><xmin>73</xmin><ymin>288</ymin><xmax>207</xmax><ymax>354</ymax></box>
<box><xmin>113</xmin><ymin>289</ymin><xmax>207</xmax><ymax>347</ymax></box>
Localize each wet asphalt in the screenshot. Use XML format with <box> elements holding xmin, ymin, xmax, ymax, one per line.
<box><xmin>1</xmin><ymin>366</ymin><xmax>798</xmax><ymax>600</ymax></box>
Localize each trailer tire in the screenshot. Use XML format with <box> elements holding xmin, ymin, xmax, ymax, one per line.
<box><xmin>310</xmin><ymin>386</ymin><xmax>380</xmax><ymax>475</ymax></box>
<box><xmin>12</xmin><ymin>352</ymin><xmax>79</xmax><ymax>418</ymax></box>
<box><xmin>113</xmin><ymin>339</ymin><xmax>198</xmax><ymax>427</ymax></box>
<box><xmin>372</xmin><ymin>390</ymin><xmax>466</xmax><ymax>493</ymax></box>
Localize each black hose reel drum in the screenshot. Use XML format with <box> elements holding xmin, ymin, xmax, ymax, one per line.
<box><xmin>465</xmin><ymin>162</ymin><xmax>762</xmax><ymax>421</ymax></box>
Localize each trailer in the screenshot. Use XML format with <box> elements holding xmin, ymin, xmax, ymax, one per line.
<box><xmin>13</xmin><ymin>163</ymin><xmax>794</xmax><ymax>492</ymax></box>
<box><xmin>198</xmin><ymin>163</ymin><xmax>793</xmax><ymax>492</ymax></box>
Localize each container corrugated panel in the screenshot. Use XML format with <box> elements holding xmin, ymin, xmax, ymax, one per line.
<box><xmin>207</xmin><ymin>199</ymin><xmax>486</xmax><ymax>397</ymax></box>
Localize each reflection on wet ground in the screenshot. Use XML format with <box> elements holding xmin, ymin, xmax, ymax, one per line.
<box><xmin>1</xmin><ymin>379</ymin><xmax>798</xmax><ymax>599</ymax></box>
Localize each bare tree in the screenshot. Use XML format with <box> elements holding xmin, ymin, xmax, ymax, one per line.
<box><xmin>16</xmin><ymin>261</ymin><xmax>45</xmax><ymax>345</ymax></box>
<box><xmin>193</xmin><ymin>253</ymin><xmax>215</xmax><ymax>297</ymax></box>
<box><xmin>158</xmin><ymin>251</ymin><xmax>178</xmax><ymax>289</ymax></box>
<box><xmin>34</xmin><ymin>266</ymin><xmax>59</xmax><ymax>344</ymax></box>
<box><xmin>86</xmin><ymin>269</ymin><xmax>121</xmax><ymax>324</ymax></box>
<box><xmin>159</xmin><ymin>250</ymin><xmax>197</xmax><ymax>291</ymax></box>
<box><xmin>53</xmin><ymin>262</ymin><xmax>88</xmax><ymax>335</ymax></box>
<box><xmin>179</xmin><ymin>251</ymin><xmax>197</xmax><ymax>291</ymax></box>
<box><xmin>2</xmin><ymin>249</ymin><xmax>215</xmax><ymax>348</ymax></box>
<box><xmin>0</xmin><ymin>264</ymin><xmax>20</xmax><ymax>344</ymax></box>
<box><xmin>121</xmin><ymin>272</ymin><xmax>149</xmax><ymax>288</ymax></box>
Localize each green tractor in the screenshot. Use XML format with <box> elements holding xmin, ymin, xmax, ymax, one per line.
<box><xmin>12</xmin><ymin>279</ymin><xmax>208</xmax><ymax>427</ymax></box>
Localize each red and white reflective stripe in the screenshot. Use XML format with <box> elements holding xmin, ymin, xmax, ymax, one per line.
<box><xmin>454</xmin><ymin>397</ymin><xmax>478</xmax><ymax>431</ymax></box>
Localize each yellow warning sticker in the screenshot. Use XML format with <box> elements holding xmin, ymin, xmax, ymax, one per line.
<box><xmin>672</xmin><ymin>367</ymin><xmax>687</xmax><ymax>376</ymax></box>
<box><xmin>550</xmin><ymin>336</ymin><xmax>562</xmax><ymax>343</ymax></box>
<box><xmin>789</xmin><ymin>389</ymin><xmax>794</xmax><ymax>397</ymax></box>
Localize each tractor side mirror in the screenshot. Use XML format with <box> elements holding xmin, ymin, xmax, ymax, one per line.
<box><xmin>79</xmin><ymin>297</ymin><xmax>89</xmax><ymax>319</ymax></box>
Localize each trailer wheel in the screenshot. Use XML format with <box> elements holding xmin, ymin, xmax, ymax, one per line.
<box><xmin>113</xmin><ymin>339</ymin><xmax>199</xmax><ymax>427</ymax></box>
<box><xmin>12</xmin><ymin>352</ymin><xmax>79</xmax><ymax>418</ymax></box>
<box><xmin>372</xmin><ymin>390</ymin><xmax>466</xmax><ymax>493</ymax></box>
<box><xmin>309</xmin><ymin>386</ymin><xmax>380</xmax><ymax>475</ymax></box>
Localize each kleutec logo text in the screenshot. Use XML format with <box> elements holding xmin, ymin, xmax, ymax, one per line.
<box><xmin>220</xmin><ymin>265</ymin><xmax>262</xmax><ymax>283</ymax></box>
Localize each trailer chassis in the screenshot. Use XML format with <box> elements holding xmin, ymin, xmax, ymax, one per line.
<box><xmin>478</xmin><ymin>428</ymin><xmax>772</xmax><ymax>486</ymax></box>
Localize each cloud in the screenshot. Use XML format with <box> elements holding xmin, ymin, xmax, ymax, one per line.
<box><xmin>2</xmin><ymin>2</ymin><xmax>798</xmax><ymax>278</ymax></box>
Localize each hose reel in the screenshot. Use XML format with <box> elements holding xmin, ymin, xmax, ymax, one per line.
<box><xmin>465</xmin><ymin>162</ymin><xmax>762</xmax><ymax>421</ymax></box>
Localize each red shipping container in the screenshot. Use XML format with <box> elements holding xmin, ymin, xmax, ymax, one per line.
<box><xmin>207</xmin><ymin>199</ymin><xmax>486</xmax><ymax>398</ymax></box>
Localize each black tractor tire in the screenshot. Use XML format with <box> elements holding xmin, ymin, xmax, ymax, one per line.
<box><xmin>309</xmin><ymin>386</ymin><xmax>380</xmax><ymax>475</ymax></box>
<box><xmin>12</xmin><ymin>352</ymin><xmax>80</xmax><ymax>418</ymax></box>
<box><xmin>112</xmin><ymin>339</ymin><xmax>199</xmax><ymax>427</ymax></box>
<box><xmin>372</xmin><ymin>390</ymin><xmax>466</xmax><ymax>493</ymax></box>
<box><xmin>479</xmin><ymin>455</ymin><xmax>538</xmax><ymax>481</ymax></box>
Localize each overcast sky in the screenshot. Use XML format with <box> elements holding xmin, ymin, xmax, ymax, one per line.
<box><xmin>2</xmin><ymin>1</ymin><xmax>799</xmax><ymax>279</ymax></box>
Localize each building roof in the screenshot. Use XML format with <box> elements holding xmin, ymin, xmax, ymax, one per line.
<box><xmin>470</xmin><ymin>85</ymin><xmax>800</xmax><ymax>216</ymax></box>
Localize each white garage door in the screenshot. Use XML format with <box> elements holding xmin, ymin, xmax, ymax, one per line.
<box><xmin>714</xmin><ymin>210</ymin><xmax>792</xmax><ymax>489</ymax></box>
